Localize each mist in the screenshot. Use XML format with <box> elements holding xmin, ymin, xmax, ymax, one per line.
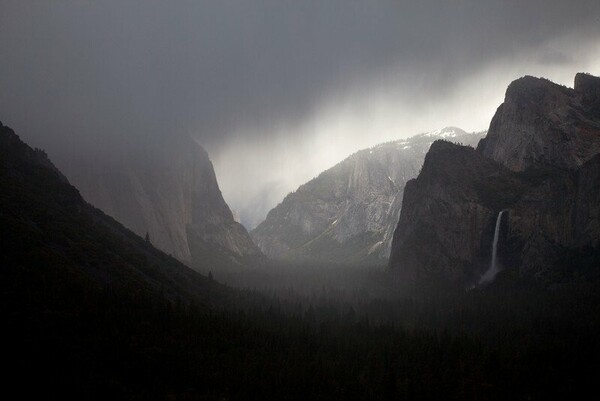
<box><xmin>213</xmin><ymin>38</ymin><xmax>600</xmax><ymax>227</ymax></box>
<box><xmin>1</xmin><ymin>0</ymin><xmax>599</xmax><ymax>228</ymax></box>
<box><xmin>3</xmin><ymin>3</ymin><xmax>600</xmax><ymax>398</ymax></box>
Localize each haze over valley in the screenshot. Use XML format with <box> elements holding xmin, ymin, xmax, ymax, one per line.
<box><xmin>1</xmin><ymin>2</ymin><xmax>600</xmax><ymax>399</ymax></box>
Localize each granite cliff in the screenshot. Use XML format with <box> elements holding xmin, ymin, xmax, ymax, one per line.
<box><xmin>389</xmin><ymin>73</ymin><xmax>600</xmax><ymax>286</ymax></box>
<box><xmin>0</xmin><ymin>121</ymin><xmax>225</xmax><ymax>302</ymax></box>
<box><xmin>478</xmin><ymin>73</ymin><xmax>600</xmax><ymax>171</ymax></box>
<box><xmin>63</xmin><ymin>135</ymin><xmax>263</xmax><ymax>272</ymax></box>
<box><xmin>252</xmin><ymin>128</ymin><xmax>484</xmax><ymax>263</ymax></box>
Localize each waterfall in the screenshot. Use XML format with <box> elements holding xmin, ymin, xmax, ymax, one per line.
<box><xmin>480</xmin><ymin>210</ymin><xmax>504</xmax><ymax>284</ymax></box>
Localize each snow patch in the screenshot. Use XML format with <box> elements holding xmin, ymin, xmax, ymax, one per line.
<box><xmin>423</xmin><ymin>127</ymin><xmax>459</xmax><ymax>138</ymax></box>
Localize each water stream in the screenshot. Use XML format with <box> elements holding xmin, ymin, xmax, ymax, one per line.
<box><xmin>479</xmin><ymin>210</ymin><xmax>504</xmax><ymax>284</ymax></box>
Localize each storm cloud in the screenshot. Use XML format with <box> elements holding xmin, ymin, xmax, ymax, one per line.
<box><xmin>1</xmin><ymin>1</ymin><xmax>599</xmax><ymax>227</ymax></box>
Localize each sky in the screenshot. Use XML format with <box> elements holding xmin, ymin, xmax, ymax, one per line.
<box><xmin>1</xmin><ymin>1</ymin><xmax>600</xmax><ymax>228</ymax></box>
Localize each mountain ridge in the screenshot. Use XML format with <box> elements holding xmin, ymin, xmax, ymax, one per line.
<box><xmin>478</xmin><ymin>73</ymin><xmax>600</xmax><ymax>171</ymax></box>
<box><xmin>252</xmin><ymin>128</ymin><xmax>485</xmax><ymax>263</ymax></box>
<box><xmin>390</xmin><ymin>73</ymin><xmax>600</xmax><ymax>286</ymax></box>
<box><xmin>0</xmin><ymin>121</ymin><xmax>227</xmax><ymax>303</ymax></box>
<box><xmin>61</xmin><ymin>133</ymin><xmax>264</xmax><ymax>272</ymax></box>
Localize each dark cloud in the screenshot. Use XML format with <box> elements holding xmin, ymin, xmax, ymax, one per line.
<box><xmin>1</xmin><ymin>1</ymin><xmax>599</xmax><ymax>227</ymax></box>
<box><xmin>2</xmin><ymin>1</ymin><xmax>599</xmax><ymax>146</ymax></box>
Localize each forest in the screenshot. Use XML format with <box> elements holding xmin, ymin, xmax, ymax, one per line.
<box><xmin>2</xmin><ymin>3</ymin><xmax>600</xmax><ymax>400</ymax></box>
<box><xmin>5</xmin><ymin>250</ymin><xmax>599</xmax><ymax>400</ymax></box>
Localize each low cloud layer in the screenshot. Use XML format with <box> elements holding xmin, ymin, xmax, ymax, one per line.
<box><xmin>1</xmin><ymin>1</ymin><xmax>599</xmax><ymax>227</ymax></box>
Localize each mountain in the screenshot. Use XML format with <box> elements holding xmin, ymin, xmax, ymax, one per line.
<box><xmin>251</xmin><ymin>128</ymin><xmax>485</xmax><ymax>263</ymax></box>
<box><xmin>478</xmin><ymin>73</ymin><xmax>600</xmax><ymax>171</ymax></box>
<box><xmin>0</xmin><ymin>121</ymin><xmax>227</xmax><ymax>303</ymax></box>
<box><xmin>62</xmin><ymin>134</ymin><xmax>263</xmax><ymax>272</ymax></box>
<box><xmin>3</xmin><ymin>122</ymin><xmax>599</xmax><ymax>400</ymax></box>
<box><xmin>389</xmin><ymin>73</ymin><xmax>600</xmax><ymax>286</ymax></box>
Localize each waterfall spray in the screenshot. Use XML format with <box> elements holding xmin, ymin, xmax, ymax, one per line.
<box><xmin>480</xmin><ymin>210</ymin><xmax>505</xmax><ymax>284</ymax></box>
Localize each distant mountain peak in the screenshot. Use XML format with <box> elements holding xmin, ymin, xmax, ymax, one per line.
<box><xmin>251</xmin><ymin>128</ymin><xmax>485</xmax><ymax>264</ymax></box>
<box><xmin>419</xmin><ymin>126</ymin><xmax>467</xmax><ymax>139</ymax></box>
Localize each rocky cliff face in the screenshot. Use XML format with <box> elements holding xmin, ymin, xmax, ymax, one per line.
<box><xmin>478</xmin><ymin>73</ymin><xmax>600</xmax><ymax>171</ymax></box>
<box><xmin>0</xmin><ymin>121</ymin><xmax>225</xmax><ymax>303</ymax></box>
<box><xmin>390</xmin><ymin>73</ymin><xmax>600</xmax><ymax>285</ymax></box>
<box><xmin>251</xmin><ymin>128</ymin><xmax>484</xmax><ymax>263</ymax></box>
<box><xmin>63</xmin><ymin>135</ymin><xmax>262</xmax><ymax>271</ymax></box>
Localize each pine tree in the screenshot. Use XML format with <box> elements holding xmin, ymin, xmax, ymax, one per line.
<box><xmin>145</xmin><ymin>232</ymin><xmax>150</xmax><ymax>243</ymax></box>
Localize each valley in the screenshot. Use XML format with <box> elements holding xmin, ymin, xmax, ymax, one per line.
<box><xmin>1</xmin><ymin>4</ymin><xmax>599</xmax><ymax>396</ymax></box>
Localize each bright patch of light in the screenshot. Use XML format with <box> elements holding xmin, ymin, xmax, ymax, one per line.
<box><xmin>211</xmin><ymin>34</ymin><xmax>600</xmax><ymax>229</ymax></box>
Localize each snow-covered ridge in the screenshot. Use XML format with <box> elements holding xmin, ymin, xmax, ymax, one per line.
<box><xmin>369</xmin><ymin>127</ymin><xmax>475</xmax><ymax>153</ymax></box>
<box><xmin>425</xmin><ymin>128</ymin><xmax>455</xmax><ymax>138</ymax></box>
<box><xmin>420</xmin><ymin>126</ymin><xmax>464</xmax><ymax>138</ymax></box>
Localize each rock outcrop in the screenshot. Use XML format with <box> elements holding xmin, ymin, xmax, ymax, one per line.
<box><xmin>63</xmin><ymin>135</ymin><xmax>263</xmax><ymax>271</ymax></box>
<box><xmin>252</xmin><ymin>128</ymin><xmax>484</xmax><ymax>263</ymax></box>
<box><xmin>478</xmin><ymin>73</ymin><xmax>600</xmax><ymax>171</ymax></box>
<box><xmin>390</xmin><ymin>73</ymin><xmax>600</xmax><ymax>285</ymax></box>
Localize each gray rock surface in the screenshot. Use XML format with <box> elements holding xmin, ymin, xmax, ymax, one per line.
<box><xmin>478</xmin><ymin>73</ymin><xmax>600</xmax><ymax>171</ymax></box>
<box><xmin>63</xmin><ymin>135</ymin><xmax>263</xmax><ymax>271</ymax></box>
<box><xmin>390</xmin><ymin>73</ymin><xmax>600</xmax><ymax>286</ymax></box>
<box><xmin>252</xmin><ymin>128</ymin><xmax>485</xmax><ymax>263</ymax></box>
